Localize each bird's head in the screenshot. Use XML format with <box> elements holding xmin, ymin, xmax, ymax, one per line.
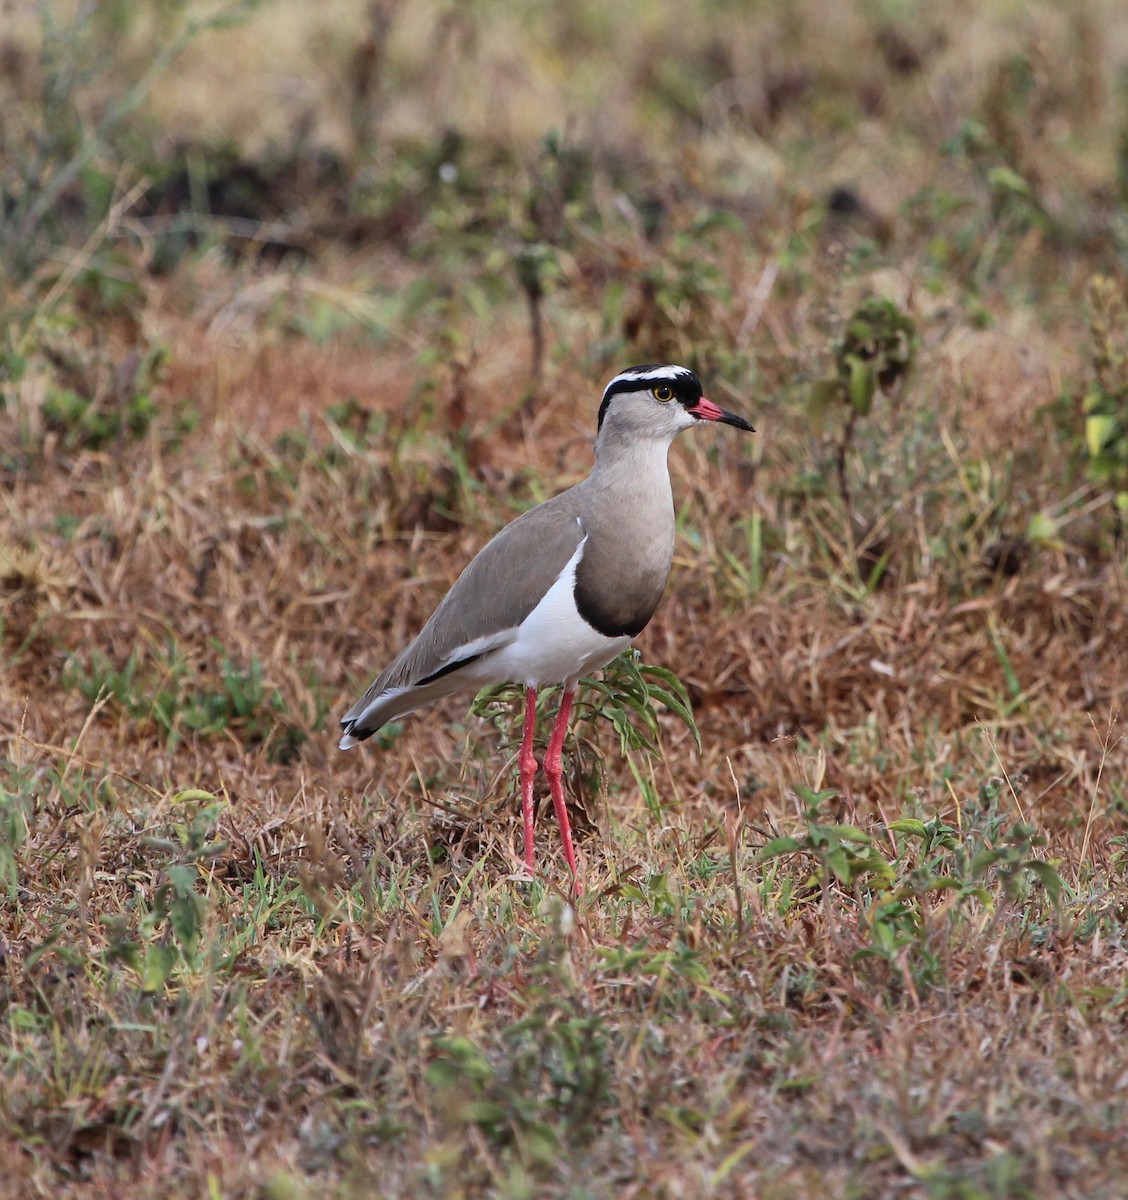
<box><xmin>596</xmin><ymin>364</ymin><xmax>754</xmax><ymax>441</ymax></box>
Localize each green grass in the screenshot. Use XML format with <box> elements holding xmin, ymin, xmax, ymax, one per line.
<box><xmin>3</xmin><ymin>747</ymin><xmax>1115</xmax><ymax>1197</ymax></box>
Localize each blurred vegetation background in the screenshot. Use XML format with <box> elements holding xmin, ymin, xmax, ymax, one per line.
<box><xmin>3</xmin><ymin>0</ymin><xmax>1126</xmax><ymax>298</ymax></box>
<box><xmin>4</xmin><ymin>0</ymin><xmax>1127</xmax><ymax>519</ymax></box>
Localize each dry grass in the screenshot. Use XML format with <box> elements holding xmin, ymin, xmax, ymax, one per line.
<box><xmin>3</xmin><ymin>1</ymin><xmax>1128</xmax><ymax>1197</ymax></box>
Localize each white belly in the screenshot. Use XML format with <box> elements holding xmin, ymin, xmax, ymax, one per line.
<box><xmin>464</xmin><ymin>538</ymin><xmax>631</xmax><ymax>688</ymax></box>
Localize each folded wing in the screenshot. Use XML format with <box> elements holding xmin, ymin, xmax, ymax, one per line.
<box><xmin>339</xmin><ymin>501</ymin><xmax>586</xmax><ymax>746</ymax></box>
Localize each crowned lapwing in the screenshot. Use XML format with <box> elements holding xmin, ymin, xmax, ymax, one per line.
<box><xmin>340</xmin><ymin>364</ymin><xmax>754</xmax><ymax>881</ymax></box>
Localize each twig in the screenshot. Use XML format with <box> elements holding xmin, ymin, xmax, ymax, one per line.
<box><xmin>725</xmin><ymin>757</ymin><xmax>745</xmax><ymax>938</ymax></box>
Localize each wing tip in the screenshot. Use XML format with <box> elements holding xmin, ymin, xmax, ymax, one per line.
<box><xmin>339</xmin><ymin>718</ymin><xmax>362</xmax><ymax>751</ymax></box>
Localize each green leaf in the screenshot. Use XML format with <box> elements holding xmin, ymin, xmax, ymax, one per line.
<box><xmin>170</xmin><ymin>892</ymin><xmax>203</xmax><ymax>955</ymax></box>
<box><xmin>517</xmin><ymin>1120</ymin><xmax>560</xmax><ymax>1166</ymax></box>
<box><xmin>639</xmin><ymin>665</ymin><xmax>701</xmax><ymax>750</ymax></box>
<box><xmin>987</xmin><ymin>164</ymin><xmax>1030</xmax><ymax>196</ymax></box>
<box><xmin>820</xmin><ymin>823</ymin><xmax>872</xmax><ymax>843</ymax></box>
<box><xmin>196</xmin><ymin>839</ymin><xmax>231</xmax><ymax>859</ymax></box>
<box><xmin>141</xmin><ymin>836</ymin><xmax>180</xmax><ymax>853</ymax></box>
<box><xmin>847</xmin><ymin>355</ymin><xmax>876</xmax><ymax>415</ymax></box>
<box><xmin>141</xmin><ymin>941</ymin><xmax>177</xmax><ymax>992</ymax></box>
<box><xmin>166</xmin><ymin>863</ymin><xmax>198</xmax><ymax>897</ymax></box>
<box><xmin>1086</xmin><ymin>413</ymin><xmax>1116</xmax><ymax>457</ymax></box>
<box><xmin>429</xmin><ymin>1036</ymin><xmax>493</xmax><ymax>1085</ymax></box>
<box><xmin>426</xmin><ymin>1060</ymin><xmax>462</xmax><ymax>1089</ymax></box>
<box><xmin>171</xmin><ymin>788</ymin><xmax>220</xmax><ymax>805</ymax></box>
<box><xmin>970</xmin><ymin>848</ymin><xmax>1005</xmax><ymax>875</ymax></box>
<box><xmin>758</xmin><ymin>836</ymin><xmax>804</xmax><ymax>858</ymax></box>
<box><xmin>919</xmin><ymin>877</ymin><xmax>961</xmax><ymax>892</ymax></box>
<box><xmin>1023</xmin><ymin>860</ymin><xmax>1062</xmax><ymax>905</ymax></box>
<box><xmin>887</xmin><ymin>818</ymin><xmax>929</xmax><ymax>838</ymax></box>
<box><xmin>825</xmin><ymin>846</ymin><xmax>852</xmax><ymax>882</ymax></box>
<box><xmin>794</xmin><ymin>786</ymin><xmax>839</xmax><ymax>810</ymax></box>
<box><xmin>463</xmin><ymin>1100</ymin><xmax>507</xmax><ymax>1127</ymax></box>
<box><xmin>1026</xmin><ymin>511</ymin><xmax>1060</xmax><ymax>546</ymax></box>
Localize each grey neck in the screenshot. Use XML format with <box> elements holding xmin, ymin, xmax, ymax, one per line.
<box><xmin>570</xmin><ymin>432</ymin><xmax>679</xmax><ymax>638</ymax></box>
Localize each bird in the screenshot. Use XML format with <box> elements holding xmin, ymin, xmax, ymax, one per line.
<box><xmin>339</xmin><ymin>364</ymin><xmax>754</xmax><ymax>881</ymax></box>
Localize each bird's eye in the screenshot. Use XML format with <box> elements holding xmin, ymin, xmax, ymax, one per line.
<box><xmin>652</xmin><ymin>385</ymin><xmax>674</xmax><ymax>402</ymax></box>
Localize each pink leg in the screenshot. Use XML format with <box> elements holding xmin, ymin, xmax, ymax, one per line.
<box><xmin>519</xmin><ymin>686</ymin><xmax>538</xmax><ymax>871</ymax></box>
<box><xmin>544</xmin><ymin>687</ymin><xmax>579</xmax><ymax>881</ymax></box>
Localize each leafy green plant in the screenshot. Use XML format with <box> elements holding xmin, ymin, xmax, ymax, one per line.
<box><xmin>511</xmin><ymin>131</ymin><xmax>595</xmax><ymax>386</ymax></box>
<box><xmin>471</xmin><ymin>649</ymin><xmax>699</xmax><ymax>821</ymax></box>
<box><xmin>40</xmin><ymin>364</ymin><xmax>161</xmax><ymax>451</ymax></box>
<box><xmin>576</xmin><ymin>650</ymin><xmax>700</xmax><ymax>755</ymax></box>
<box><xmin>426</xmin><ymin>937</ymin><xmax>612</xmax><ymax>1183</ymax></box>
<box><xmin>0</xmin><ymin>769</ymin><xmax>35</xmax><ymax>900</ymax></box>
<box><xmin>966</xmin><ymin>821</ymin><xmax>1061</xmax><ymax>907</ymax></box>
<box><xmin>761</xmin><ymin>793</ymin><xmax>1062</xmax><ymax>999</ymax></box>
<box><xmin>471</xmin><ymin>650</ymin><xmax>699</xmax><ymax>755</ymax></box>
<box><xmin>1</xmin><ymin>0</ymin><xmax>261</xmax><ymax>280</ymax></box>
<box><xmin>810</xmin><ymin>297</ymin><xmax>917</xmax><ymax>424</ymax></box>
<box><xmin>719</xmin><ymin>511</ymin><xmax>765</xmax><ymax>597</ymax></box>
<box><xmin>66</xmin><ymin>643</ymin><xmax>292</xmax><ymax>754</ymax></box>
<box><xmin>760</xmin><ymin>786</ymin><xmax>896</xmax><ymax>889</ymax></box>
<box><xmin>808</xmin><ymin>296</ymin><xmax>917</xmax><ymax>569</ymax></box>
<box><xmin>942</xmin><ymin>114</ymin><xmax>1050</xmax><ymax>252</ymax></box>
<box><xmin>104</xmin><ymin>790</ymin><xmax>228</xmax><ymax>990</ymax></box>
<box><xmin>1080</xmin><ymin>275</ymin><xmax>1128</xmax><ymax>523</ymax></box>
<box><xmin>0</xmin><ymin>310</ymin><xmax>170</xmax><ymax>464</ymax></box>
